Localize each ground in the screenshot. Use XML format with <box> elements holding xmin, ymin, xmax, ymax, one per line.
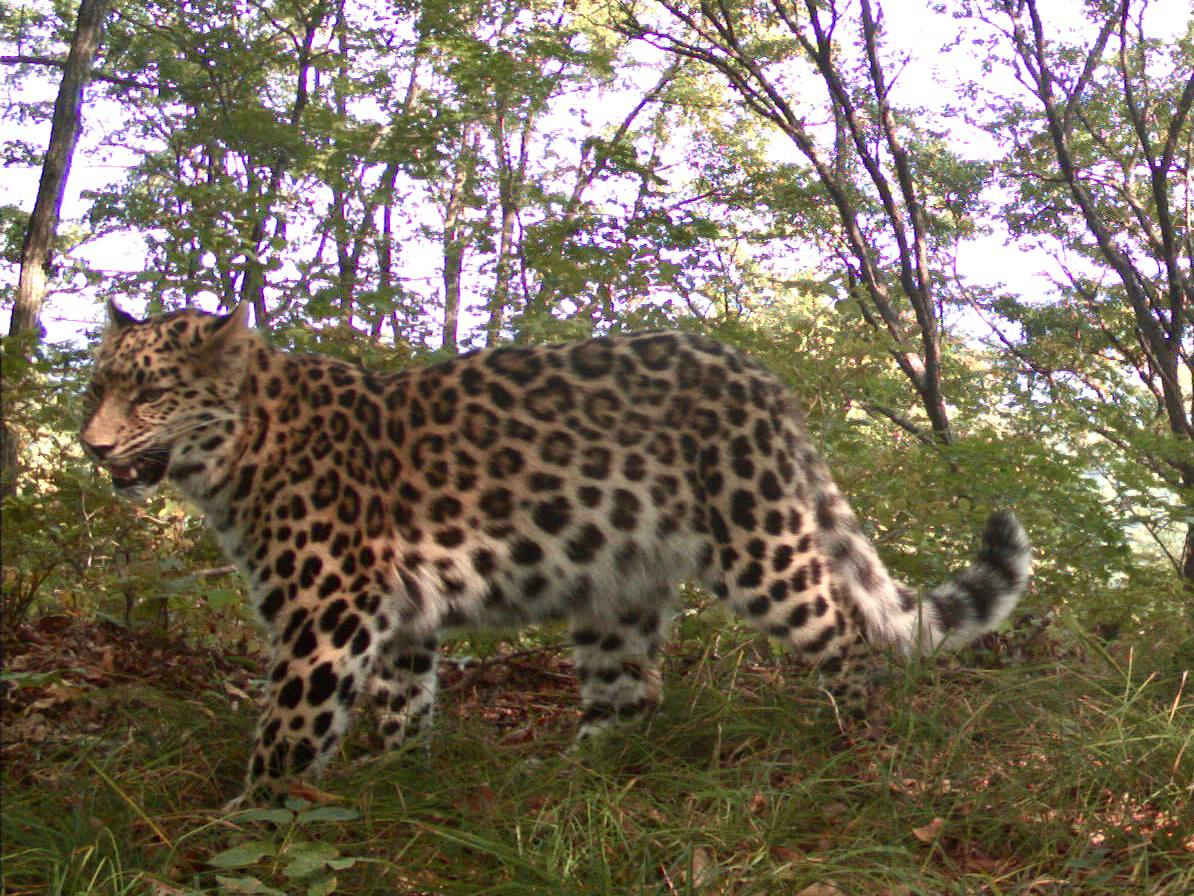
<box><xmin>1</xmin><ymin>607</ymin><xmax>1191</xmax><ymax>895</ymax></box>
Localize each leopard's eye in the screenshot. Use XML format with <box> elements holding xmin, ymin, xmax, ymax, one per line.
<box><xmin>134</xmin><ymin>387</ymin><xmax>168</xmax><ymax>405</ymax></box>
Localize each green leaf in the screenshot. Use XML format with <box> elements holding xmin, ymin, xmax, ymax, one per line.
<box><xmin>0</xmin><ymin>670</ymin><xmax>63</xmax><ymax>687</ymax></box>
<box><xmin>235</xmin><ymin>807</ymin><xmax>295</xmax><ymax>825</ymax></box>
<box><xmin>307</xmin><ymin>877</ymin><xmax>338</xmax><ymax>896</ymax></box>
<box><xmin>296</xmin><ymin>805</ymin><xmax>359</xmax><ymax>823</ymax></box>
<box><xmin>213</xmin><ymin>875</ymin><xmax>288</xmax><ymax>895</ymax></box>
<box><xmin>282</xmin><ymin>841</ymin><xmax>341</xmax><ymax>879</ymax></box>
<box><xmin>202</xmin><ymin>587</ymin><xmax>242</xmax><ymax>610</ymax></box>
<box><xmin>207</xmin><ymin>840</ymin><xmax>278</xmax><ymax>868</ymax></box>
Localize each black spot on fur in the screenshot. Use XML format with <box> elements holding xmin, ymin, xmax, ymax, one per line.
<box><xmin>307</xmin><ymin>662</ymin><xmax>338</xmax><ymax>706</ymax></box>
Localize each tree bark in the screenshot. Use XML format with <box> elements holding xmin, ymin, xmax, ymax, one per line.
<box><xmin>3</xmin><ymin>0</ymin><xmax>108</xmax><ymax>497</ymax></box>
<box><xmin>10</xmin><ymin>0</ymin><xmax>107</xmax><ymax>339</ymax></box>
<box><xmin>487</xmin><ymin>104</ymin><xmax>533</xmax><ymax>345</ymax></box>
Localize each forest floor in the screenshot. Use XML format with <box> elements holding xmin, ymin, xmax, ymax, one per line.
<box><xmin>1</xmin><ymin>608</ymin><xmax>1191</xmax><ymax>896</ymax></box>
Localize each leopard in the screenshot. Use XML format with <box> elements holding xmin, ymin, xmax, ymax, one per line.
<box><xmin>80</xmin><ymin>301</ymin><xmax>1031</xmax><ymax>807</ymax></box>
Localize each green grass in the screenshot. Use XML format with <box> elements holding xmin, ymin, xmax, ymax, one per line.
<box><xmin>3</xmin><ymin>619</ymin><xmax>1191</xmax><ymax>895</ymax></box>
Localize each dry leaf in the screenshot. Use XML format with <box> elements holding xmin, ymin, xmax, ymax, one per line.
<box><xmin>224</xmin><ymin>681</ymin><xmax>252</xmax><ymax>701</ymax></box>
<box><xmin>911</xmin><ymin>817</ymin><xmax>946</xmax><ymax>843</ymax></box>
<box><xmin>458</xmin><ymin>783</ymin><xmax>497</xmax><ymax>815</ymax></box>
<box><xmin>25</xmin><ymin>683</ymin><xmax>84</xmax><ymax>713</ymax></box>
<box><xmin>821</xmin><ymin>801</ymin><xmax>849</xmax><ymax>822</ymax></box>
<box><xmin>748</xmin><ymin>790</ymin><xmax>768</xmax><ymax>815</ymax></box>
<box><xmin>146</xmin><ymin>879</ymin><xmax>191</xmax><ymax>896</ymax></box>
<box><xmin>286</xmin><ymin>781</ymin><xmax>340</xmax><ymax>804</ymax></box>
<box><xmin>689</xmin><ymin>846</ymin><xmax>715</xmax><ymax>889</ymax></box>
<box><xmin>501</xmin><ymin>723</ymin><xmax>536</xmax><ymax>744</ymax></box>
<box><xmin>795</xmin><ymin>884</ymin><xmax>846</xmax><ymax>896</ymax></box>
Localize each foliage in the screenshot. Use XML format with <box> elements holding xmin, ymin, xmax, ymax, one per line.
<box><xmin>2</xmin><ymin>613</ymin><xmax>1191</xmax><ymax>894</ymax></box>
<box><xmin>0</xmin><ymin>336</ymin><xmax>233</xmax><ymax>628</ymax></box>
<box><xmin>959</xmin><ymin>0</ymin><xmax>1194</xmax><ymax>585</ymax></box>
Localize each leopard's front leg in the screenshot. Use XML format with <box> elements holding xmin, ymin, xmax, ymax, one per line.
<box><xmin>229</xmin><ymin>594</ymin><xmax>384</xmax><ymax>808</ymax></box>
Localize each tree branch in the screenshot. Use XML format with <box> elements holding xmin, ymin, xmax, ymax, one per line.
<box><xmin>0</xmin><ymin>53</ymin><xmax>153</xmax><ymax>90</ymax></box>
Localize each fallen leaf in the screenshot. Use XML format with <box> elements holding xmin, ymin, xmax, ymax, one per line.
<box><xmin>145</xmin><ymin>878</ymin><xmax>191</xmax><ymax>896</ymax></box>
<box><xmin>286</xmin><ymin>781</ymin><xmax>339</xmax><ymax>805</ymax></box>
<box><xmin>821</xmin><ymin>801</ymin><xmax>849</xmax><ymax>822</ymax></box>
<box><xmin>748</xmin><ymin>790</ymin><xmax>768</xmax><ymax>815</ymax></box>
<box><xmin>458</xmin><ymin>783</ymin><xmax>497</xmax><ymax>815</ymax></box>
<box><xmin>25</xmin><ymin>684</ymin><xmax>85</xmax><ymax>713</ymax></box>
<box><xmin>911</xmin><ymin>817</ymin><xmax>946</xmax><ymax>843</ymax></box>
<box><xmin>795</xmin><ymin>884</ymin><xmax>846</xmax><ymax>896</ymax></box>
<box><xmin>501</xmin><ymin>723</ymin><xmax>536</xmax><ymax>744</ymax></box>
<box><xmin>689</xmin><ymin>846</ymin><xmax>715</xmax><ymax>889</ymax></box>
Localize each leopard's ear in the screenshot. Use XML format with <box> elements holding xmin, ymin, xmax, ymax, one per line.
<box><xmin>105</xmin><ymin>299</ymin><xmax>140</xmax><ymax>332</ymax></box>
<box><xmin>198</xmin><ymin>303</ymin><xmax>255</xmax><ymax>375</ymax></box>
<box><xmin>202</xmin><ymin>303</ymin><xmax>252</xmax><ymax>347</ymax></box>
<box><xmin>211</xmin><ymin>302</ymin><xmax>252</xmax><ymax>334</ymax></box>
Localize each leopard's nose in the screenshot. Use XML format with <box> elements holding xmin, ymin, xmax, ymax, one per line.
<box><xmin>81</xmin><ymin>437</ymin><xmax>114</xmax><ymax>460</ymax></box>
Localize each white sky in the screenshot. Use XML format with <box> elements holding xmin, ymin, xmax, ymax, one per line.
<box><xmin>1</xmin><ymin>0</ymin><xmax>1189</xmax><ymax>343</ymax></box>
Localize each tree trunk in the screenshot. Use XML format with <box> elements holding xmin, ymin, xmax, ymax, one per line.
<box><xmin>1175</xmin><ymin>464</ymin><xmax>1194</xmax><ymax>601</ymax></box>
<box><xmin>236</xmin><ymin>1</ymin><xmax>328</xmax><ymax>326</ymax></box>
<box><xmin>10</xmin><ymin>0</ymin><xmax>107</xmax><ymax>337</ymax></box>
<box><xmin>441</xmin><ymin>130</ymin><xmax>479</xmax><ymax>354</ymax></box>
<box><xmin>3</xmin><ymin>0</ymin><xmax>108</xmax><ymax>497</ymax></box>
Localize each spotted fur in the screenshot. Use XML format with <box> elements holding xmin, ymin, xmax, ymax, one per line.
<box><xmin>80</xmin><ymin>303</ymin><xmax>1031</xmax><ymax>805</ymax></box>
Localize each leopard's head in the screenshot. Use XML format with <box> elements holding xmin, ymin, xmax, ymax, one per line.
<box><xmin>80</xmin><ymin>301</ymin><xmax>254</xmax><ymax>502</ymax></box>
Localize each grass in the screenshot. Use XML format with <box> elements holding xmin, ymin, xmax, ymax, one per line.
<box><xmin>2</xmin><ymin>611</ymin><xmax>1191</xmax><ymax>895</ymax></box>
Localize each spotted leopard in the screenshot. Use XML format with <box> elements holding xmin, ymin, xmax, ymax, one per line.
<box><xmin>80</xmin><ymin>303</ymin><xmax>1030</xmax><ymax>806</ymax></box>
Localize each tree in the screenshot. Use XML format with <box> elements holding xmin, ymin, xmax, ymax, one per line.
<box><xmin>3</xmin><ymin>0</ymin><xmax>109</xmax><ymax>496</ymax></box>
<box><xmin>623</xmin><ymin>0</ymin><xmax>995</xmax><ymax>445</ymax></box>
<box><xmin>968</xmin><ymin>0</ymin><xmax>1193</xmax><ymax>587</ymax></box>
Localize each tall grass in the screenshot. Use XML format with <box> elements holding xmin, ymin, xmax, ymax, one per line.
<box><xmin>3</xmin><ymin>620</ymin><xmax>1191</xmax><ymax>895</ymax></box>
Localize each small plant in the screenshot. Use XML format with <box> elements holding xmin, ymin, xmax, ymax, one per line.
<box><xmin>206</xmin><ymin>801</ymin><xmax>366</xmax><ymax>896</ymax></box>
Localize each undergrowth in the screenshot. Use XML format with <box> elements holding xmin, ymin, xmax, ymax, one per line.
<box><xmin>2</xmin><ymin>612</ymin><xmax>1191</xmax><ymax>896</ymax></box>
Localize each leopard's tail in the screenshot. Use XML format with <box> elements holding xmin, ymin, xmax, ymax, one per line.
<box><xmin>812</xmin><ymin>473</ymin><xmax>1030</xmax><ymax>655</ymax></box>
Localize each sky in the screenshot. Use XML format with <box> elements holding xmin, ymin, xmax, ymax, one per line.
<box><xmin>2</xmin><ymin>0</ymin><xmax>1190</xmax><ymax>344</ymax></box>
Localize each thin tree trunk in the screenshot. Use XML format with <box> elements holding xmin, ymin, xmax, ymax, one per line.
<box><xmin>487</xmin><ymin>97</ymin><xmax>536</xmax><ymax>344</ymax></box>
<box><xmin>330</xmin><ymin>0</ymin><xmax>354</xmax><ymax>327</ymax></box>
<box><xmin>3</xmin><ymin>0</ymin><xmax>108</xmax><ymax>497</ymax></box>
<box><xmin>236</xmin><ymin>0</ymin><xmax>329</xmax><ymax>326</ymax></box>
<box><xmin>441</xmin><ymin>130</ymin><xmax>479</xmax><ymax>354</ymax></box>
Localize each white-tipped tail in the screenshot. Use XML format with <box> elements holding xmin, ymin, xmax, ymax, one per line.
<box><xmin>817</xmin><ymin>494</ymin><xmax>1031</xmax><ymax>655</ymax></box>
<box><xmin>924</xmin><ymin>511</ymin><xmax>1031</xmax><ymax>652</ymax></box>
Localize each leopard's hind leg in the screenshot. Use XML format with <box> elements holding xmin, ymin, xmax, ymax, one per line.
<box><xmin>570</xmin><ymin>585</ymin><xmax>673</xmax><ymax>740</ymax></box>
<box><xmin>704</xmin><ymin>491</ymin><xmax>877</xmax><ymax>721</ymax></box>
<box><xmin>368</xmin><ymin>633</ymin><xmax>440</xmax><ymax>751</ymax></box>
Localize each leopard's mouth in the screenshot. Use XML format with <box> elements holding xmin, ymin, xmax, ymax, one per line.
<box><xmin>103</xmin><ymin>451</ymin><xmax>170</xmax><ymax>491</ymax></box>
